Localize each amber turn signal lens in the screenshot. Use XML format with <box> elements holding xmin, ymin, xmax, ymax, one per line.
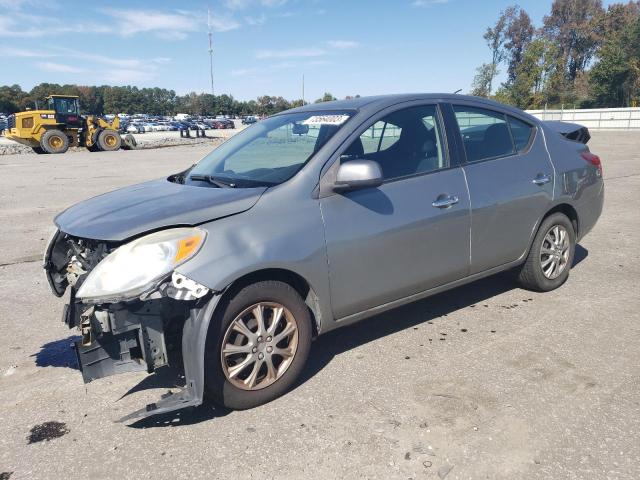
<box><xmin>174</xmin><ymin>234</ymin><xmax>204</xmax><ymax>263</ymax></box>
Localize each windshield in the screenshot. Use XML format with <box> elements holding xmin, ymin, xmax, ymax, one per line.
<box><xmin>46</xmin><ymin>97</ymin><xmax>79</xmax><ymax>115</ymax></box>
<box><xmin>187</xmin><ymin>110</ymin><xmax>353</xmax><ymax>187</ymax></box>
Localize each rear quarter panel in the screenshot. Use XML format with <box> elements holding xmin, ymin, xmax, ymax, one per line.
<box><xmin>542</xmin><ymin>124</ymin><xmax>604</xmax><ymax>240</ymax></box>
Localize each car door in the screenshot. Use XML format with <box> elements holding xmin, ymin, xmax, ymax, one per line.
<box><xmin>448</xmin><ymin>103</ymin><xmax>554</xmax><ymax>273</ymax></box>
<box><xmin>319</xmin><ymin>103</ymin><xmax>471</xmax><ymax>320</ymax></box>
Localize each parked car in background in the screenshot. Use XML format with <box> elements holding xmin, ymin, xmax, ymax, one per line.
<box><xmin>43</xmin><ymin>94</ymin><xmax>603</xmax><ymax>421</ymax></box>
<box><xmin>242</xmin><ymin>116</ymin><xmax>257</xmax><ymax>125</ymax></box>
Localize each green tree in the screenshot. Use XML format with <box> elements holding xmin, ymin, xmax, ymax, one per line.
<box><xmin>314</xmin><ymin>92</ymin><xmax>337</xmax><ymax>103</ymax></box>
<box><xmin>589</xmin><ymin>15</ymin><xmax>640</xmax><ymax>106</ymax></box>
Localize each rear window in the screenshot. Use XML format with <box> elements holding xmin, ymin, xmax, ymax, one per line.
<box><xmin>508</xmin><ymin>116</ymin><xmax>534</xmax><ymax>151</ymax></box>
<box><xmin>454</xmin><ymin>106</ymin><xmax>515</xmax><ymax>162</ymax></box>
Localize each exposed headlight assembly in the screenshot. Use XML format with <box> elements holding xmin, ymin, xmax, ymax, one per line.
<box><xmin>76</xmin><ymin>228</ymin><xmax>206</xmax><ymax>303</ymax></box>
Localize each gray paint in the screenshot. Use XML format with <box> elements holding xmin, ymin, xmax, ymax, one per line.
<box><xmin>55</xmin><ymin>178</ymin><xmax>266</xmax><ymax>241</ymax></box>
<box><xmin>56</xmin><ymin>93</ymin><xmax>604</xmax><ymax>334</ymax></box>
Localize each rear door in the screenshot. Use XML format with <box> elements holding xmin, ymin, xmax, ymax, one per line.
<box><xmin>447</xmin><ymin>103</ymin><xmax>554</xmax><ymax>273</ymax></box>
<box><xmin>320</xmin><ymin>103</ymin><xmax>471</xmax><ymax>319</ymax></box>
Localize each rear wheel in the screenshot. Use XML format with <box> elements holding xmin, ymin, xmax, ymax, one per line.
<box><xmin>40</xmin><ymin>129</ymin><xmax>69</xmax><ymax>154</ymax></box>
<box><xmin>205</xmin><ymin>281</ymin><xmax>312</xmax><ymax>410</ymax></box>
<box><xmin>97</xmin><ymin>129</ymin><xmax>121</xmax><ymax>151</ymax></box>
<box><xmin>518</xmin><ymin>212</ymin><xmax>576</xmax><ymax>291</ymax></box>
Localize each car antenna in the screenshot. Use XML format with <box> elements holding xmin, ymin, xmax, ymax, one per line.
<box><xmin>453</xmin><ymin>89</ymin><xmax>462</xmax><ymax>94</ymax></box>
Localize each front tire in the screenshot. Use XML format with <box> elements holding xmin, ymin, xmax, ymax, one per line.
<box><xmin>518</xmin><ymin>212</ymin><xmax>576</xmax><ymax>292</ymax></box>
<box><xmin>205</xmin><ymin>281</ymin><xmax>312</xmax><ymax>410</ymax></box>
<box><xmin>97</xmin><ymin>129</ymin><xmax>121</xmax><ymax>151</ymax></box>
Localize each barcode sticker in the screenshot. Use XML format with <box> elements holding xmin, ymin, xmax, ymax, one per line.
<box><xmin>302</xmin><ymin>115</ymin><xmax>350</xmax><ymax>126</ymax></box>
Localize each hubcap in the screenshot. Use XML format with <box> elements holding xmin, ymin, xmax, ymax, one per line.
<box><xmin>220</xmin><ymin>302</ymin><xmax>299</xmax><ymax>390</ymax></box>
<box><xmin>49</xmin><ymin>136</ymin><xmax>63</xmax><ymax>149</ymax></box>
<box><xmin>105</xmin><ymin>134</ymin><xmax>116</xmax><ymax>147</ymax></box>
<box><xmin>540</xmin><ymin>224</ymin><xmax>570</xmax><ymax>279</ymax></box>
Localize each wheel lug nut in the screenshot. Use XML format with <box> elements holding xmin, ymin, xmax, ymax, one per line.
<box><xmin>266</xmin><ymin>346</ymin><xmax>273</xmax><ymax>353</ymax></box>
<box><xmin>257</xmin><ymin>336</ymin><xmax>263</xmax><ymax>343</ymax></box>
<box><xmin>266</xmin><ymin>336</ymin><xmax>272</xmax><ymax>342</ymax></box>
<box><xmin>258</xmin><ymin>353</ymin><xmax>264</xmax><ymax>360</ymax></box>
<box><xmin>252</xmin><ymin>347</ymin><xmax>258</xmax><ymax>353</ymax></box>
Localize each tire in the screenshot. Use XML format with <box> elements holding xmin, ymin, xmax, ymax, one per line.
<box><xmin>205</xmin><ymin>280</ymin><xmax>312</xmax><ymax>410</ymax></box>
<box><xmin>40</xmin><ymin>129</ymin><xmax>69</xmax><ymax>154</ymax></box>
<box><xmin>86</xmin><ymin>143</ymin><xmax>100</xmax><ymax>152</ymax></box>
<box><xmin>32</xmin><ymin>146</ymin><xmax>46</xmax><ymax>154</ymax></box>
<box><xmin>97</xmin><ymin>129</ymin><xmax>121</xmax><ymax>151</ymax></box>
<box><xmin>518</xmin><ymin>212</ymin><xmax>576</xmax><ymax>292</ymax></box>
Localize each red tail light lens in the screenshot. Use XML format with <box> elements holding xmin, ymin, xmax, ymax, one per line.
<box><xmin>581</xmin><ymin>151</ymin><xmax>602</xmax><ymax>176</ymax></box>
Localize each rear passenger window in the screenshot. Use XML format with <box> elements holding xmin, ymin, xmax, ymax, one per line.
<box><xmin>508</xmin><ymin>116</ymin><xmax>534</xmax><ymax>151</ymax></box>
<box><xmin>454</xmin><ymin>106</ymin><xmax>515</xmax><ymax>162</ymax></box>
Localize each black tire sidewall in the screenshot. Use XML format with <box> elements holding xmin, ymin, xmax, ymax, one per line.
<box><xmin>41</xmin><ymin>129</ymin><xmax>69</xmax><ymax>154</ymax></box>
<box><xmin>97</xmin><ymin>129</ymin><xmax>121</xmax><ymax>151</ymax></box>
<box><xmin>528</xmin><ymin>213</ymin><xmax>576</xmax><ymax>291</ymax></box>
<box><xmin>204</xmin><ymin>281</ymin><xmax>312</xmax><ymax>410</ymax></box>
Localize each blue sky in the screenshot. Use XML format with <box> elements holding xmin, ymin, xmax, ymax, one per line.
<box><xmin>0</xmin><ymin>0</ymin><xmax>620</xmax><ymax>100</ymax></box>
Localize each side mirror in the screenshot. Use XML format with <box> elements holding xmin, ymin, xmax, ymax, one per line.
<box><xmin>292</xmin><ymin>123</ymin><xmax>309</xmax><ymax>135</ymax></box>
<box><xmin>334</xmin><ymin>159</ymin><xmax>383</xmax><ymax>192</ymax></box>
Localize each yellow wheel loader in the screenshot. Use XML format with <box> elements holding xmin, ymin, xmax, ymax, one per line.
<box><xmin>4</xmin><ymin>95</ymin><xmax>122</xmax><ymax>154</ymax></box>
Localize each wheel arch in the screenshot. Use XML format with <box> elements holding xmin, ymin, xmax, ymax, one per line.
<box><xmin>543</xmin><ymin>203</ymin><xmax>579</xmax><ymax>237</ymax></box>
<box><xmin>217</xmin><ymin>268</ymin><xmax>322</xmax><ymax>337</ymax></box>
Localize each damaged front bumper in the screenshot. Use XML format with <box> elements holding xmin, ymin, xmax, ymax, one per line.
<box><xmin>45</xmin><ymin>230</ymin><xmax>221</xmax><ymax>421</ymax></box>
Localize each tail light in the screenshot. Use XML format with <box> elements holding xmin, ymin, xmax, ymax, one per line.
<box><xmin>581</xmin><ymin>151</ymin><xmax>602</xmax><ymax>176</ymax></box>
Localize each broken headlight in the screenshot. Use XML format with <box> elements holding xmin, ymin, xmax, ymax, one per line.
<box><xmin>76</xmin><ymin>227</ymin><xmax>206</xmax><ymax>303</ymax></box>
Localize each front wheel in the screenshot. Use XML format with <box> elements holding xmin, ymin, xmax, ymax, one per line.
<box><xmin>518</xmin><ymin>212</ymin><xmax>576</xmax><ymax>292</ymax></box>
<box><xmin>205</xmin><ymin>281</ymin><xmax>312</xmax><ymax>410</ymax></box>
<box><xmin>97</xmin><ymin>129</ymin><xmax>121</xmax><ymax>151</ymax></box>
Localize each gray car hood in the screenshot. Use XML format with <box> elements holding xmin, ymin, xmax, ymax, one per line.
<box><xmin>55</xmin><ymin>178</ymin><xmax>266</xmax><ymax>242</ymax></box>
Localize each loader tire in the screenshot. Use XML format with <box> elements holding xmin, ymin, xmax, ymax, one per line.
<box><xmin>121</xmin><ymin>134</ymin><xmax>137</xmax><ymax>150</ymax></box>
<box><xmin>40</xmin><ymin>129</ymin><xmax>69</xmax><ymax>154</ymax></box>
<box><xmin>97</xmin><ymin>129</ymin><xmax>121</xmax><ymax>151</ymax></box>
<box><xmin>32</xmin><ymin>146</ymin><xmax>46</xmax><ymax>154</ymax></box>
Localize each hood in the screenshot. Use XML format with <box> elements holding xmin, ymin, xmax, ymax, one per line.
<box><xmin>55</xmin><ymin>178</ymin><xmax>266</xmax><ymax>242</ymax></box>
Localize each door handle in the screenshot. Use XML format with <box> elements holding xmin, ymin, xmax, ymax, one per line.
<box><xmin>532</xmin><ymin>174</ymin><xmax>552</xmax><ymax>186</ymax></box>
<box><xmin>432</xmin><ymin>195</ymin><xmax>459</xmax><ymax>209</ymax></box>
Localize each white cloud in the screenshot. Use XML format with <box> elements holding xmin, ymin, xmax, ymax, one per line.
<box><xmin>100</xmin><ymin>8</ymin><xmax>239</xmax><ymax>38</ymax></box>
<box><xmin>225</xmin><ymin>0</ymin><xmax>288</xmax><ymax>9</ymax></box>
<box><xmin>325</xmin><ymin>40</ymin><xmax>359</xmax><ymax>49</ymax></box>
<box><xmin>36</xmin><ymin>62</ymin><xmax>84</xmax><ymax>73</ymax></box>
<box><xmin>245</xmin><ymin>14</ymin><xmax>267</xmax><ymax>26</ymax></box>
<box><xmin>255</xmin><ymin>48</ymin><xmax>327</xmax><ymax>59</ymax></box>
<box><xmin>412</xmin><ymin>0</ymin><xmax>450</xmax><ymax>6</ymax></box>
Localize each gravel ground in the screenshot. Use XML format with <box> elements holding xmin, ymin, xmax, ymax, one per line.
<box><xmin>0</xmin><ymin>123</ymin><xmax>243</xmax><ymax>155</ymax></box>
<box><xmin>0</xmin><ymin>131</ymin><xmax>638</xmax><ymax>480</ymax></box>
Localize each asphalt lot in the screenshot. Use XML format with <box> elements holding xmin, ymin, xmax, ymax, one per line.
<box><xmin>0</xmin><ymin>131</ymin><xmax>638</xmax><ymax>480</ymax></box>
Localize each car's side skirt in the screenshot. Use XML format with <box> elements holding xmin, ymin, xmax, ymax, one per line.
<box><xmin>332</xmin><ymin>257</ymin><xmax>525</xmax><ymax>329</ymax></box>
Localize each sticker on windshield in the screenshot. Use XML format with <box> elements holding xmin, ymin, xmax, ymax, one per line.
<box><xmin>302</xmin><ymin>115</ymin><xmax>350</xmax><ymax>126</ymax></box>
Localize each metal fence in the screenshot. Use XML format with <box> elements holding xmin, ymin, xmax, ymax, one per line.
<box><xmin>526</xmin><ymin>107</ymin><xmax>640</xmax><ymax>130</ymax></box>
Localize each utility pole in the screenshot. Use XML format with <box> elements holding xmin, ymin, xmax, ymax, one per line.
<box><xmin>208</xmin><ymin>7</ymin><xmax>214</xmax><ymax>97</ymax></box>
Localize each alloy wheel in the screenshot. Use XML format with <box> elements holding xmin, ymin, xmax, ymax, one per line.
<box><xmin>220</xmin><ymin>302</ymin><xmax>299</xmax><ymax>390</ymax></box>
<box><xmin>540</xmin><ymin>224</ymin><xmax>570</xmax><ymax>279</ymax></box>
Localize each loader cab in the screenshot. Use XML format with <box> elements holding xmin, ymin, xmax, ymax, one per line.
<box><xmin>45</xmin><ymin>95</ymin><xmax>82</xmax><ymax>128</ymax></box>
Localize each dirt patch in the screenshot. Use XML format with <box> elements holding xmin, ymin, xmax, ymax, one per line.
<box><xmin>27</xmin><ymin>421</ymin><xmax>69</xmax><ymax>444</ymax></box>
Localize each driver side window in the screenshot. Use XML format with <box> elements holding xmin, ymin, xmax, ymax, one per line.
<box><xmin>341</xmin><ymin>105</ymin><xmax>447</xmax><ymax>181</ymax></box>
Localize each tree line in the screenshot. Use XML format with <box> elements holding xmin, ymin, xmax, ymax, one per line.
<box><xmin>0</xmin><ymin>83</ymin><xmax>344</xmax><ymax>117</ymax></box>
<box><xmin>472</xmin><ymin>0</ymin><xmax>640</xmax><ymax>109</ymax></box>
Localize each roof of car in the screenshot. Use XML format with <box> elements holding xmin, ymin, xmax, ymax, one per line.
<box><xmin>284</xmin><ymin>93</ymin><xmax>532</xmax><ymax>119</ymax></box>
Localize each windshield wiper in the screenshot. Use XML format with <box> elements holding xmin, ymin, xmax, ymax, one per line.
<box><xmin>189</xmin><ymin>174</ymin><xmax>236</xmax><ymax>188</ymax></box>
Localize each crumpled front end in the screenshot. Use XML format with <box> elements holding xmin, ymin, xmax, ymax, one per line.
<box><xmin>44</xmin><ymin>230</ymin><xmax>218</xmax><ymax>420</ymax></box>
